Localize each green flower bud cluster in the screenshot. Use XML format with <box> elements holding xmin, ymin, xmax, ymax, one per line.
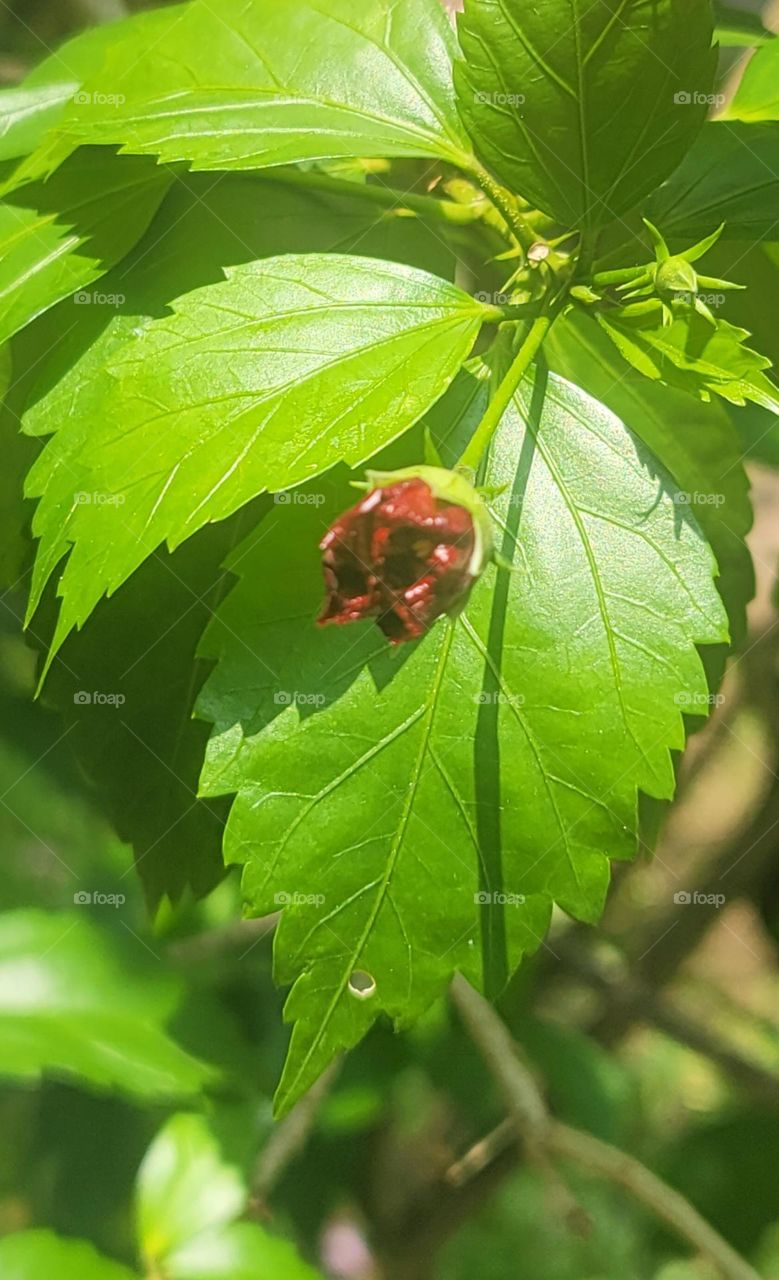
<box><xmin>609</xmin><ymin>219</ymin><xmax>744</xmax><ymax>326</ymax></box>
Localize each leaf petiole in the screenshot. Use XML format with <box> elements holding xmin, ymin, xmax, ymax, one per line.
<box><xmin>259</xmin><ymin>166</ymin><xmax>484</xmax><ymax>225</ymax></box>
<box><xmin>457</xmin><ymin>306</ymin><xmax>560</xmax><ymax>472</ymax></box>
<box><xmin>468</xmin><ymin>159</ymin><xmax>539</xmax><ymax>251</ymax></box>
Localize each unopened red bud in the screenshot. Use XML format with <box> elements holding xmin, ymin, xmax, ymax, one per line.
<box><xmin>318</xmin><ymin>466</ymin><xmax>492</xmax><ymax>644</ymax></box>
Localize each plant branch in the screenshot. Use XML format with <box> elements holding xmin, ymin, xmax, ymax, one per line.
<box><xmin>457</xmin><ymin>308</ymin><xmax>558</xmax><ymax>473</ymax></box>
<box><xmin>251</xmin><ymin>1059</ymin><xmax>342</xmax><ymax>1204</ymax></box>
<box><xmin>450</xmin><ymin>975</ymin><xmax>762</xmax><ymax>1280</ymax></box>
<box><xmin>451</xmin><ymin>974</ymin><xmax>547</xmax><ymax>1140</ymax></box>
<box><xmin>548</xmin><ymin>1124</ymin><xmax>761</xmax><ymax>1280</ymax></box>
<box><xmin>594</xmin><ymin>786</ymin><xmax>779</xmax><ymax>1047</ymax></box>
<box><xmin>450</xmin><ymin>975</ymin><xmax>590</xmax><ymax>1235</ymax></box>
<box><xmin>168</xmin><ymin>914</ymin><xmax>277</xmax><ymax>965</ymax></box>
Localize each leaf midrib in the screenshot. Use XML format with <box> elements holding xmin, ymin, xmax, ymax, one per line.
<box><xmin>69</xmin><ymin>85</ymin><xmax>469</xmax><ymax>164</ymax></box>
<box><xmin>279</xmin><ymin>621</ymin><xmax>455</xmax><ymax>1104</ymax></box>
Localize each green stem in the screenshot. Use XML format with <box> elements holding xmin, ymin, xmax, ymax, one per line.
<box><xmin>261</xmin><ymin>166</ymin><xmax>482</xmax><ymax>225</ymax></box>
<box><xmin>592</xmin><ymin>264</ymin><xmax>649</xmax><ymax>286</ymax></box>
<box><xmin>458</xmin><ymin>310</ymin><xmax>557</xmax><ymax>472</ymax></box>
<box><xmin>576</xmin><ymin>228</ymin><xmax>599</xmax><ymax>280</ymax></box>
<box><xmin>468</xmin><ymin>160</ymin><xmax>539</xmax><ymax>250</ymax></box>
<box><xmin>498</xmin><ymin>302</ymin><xmax>544</xmax><ymax>321</ymax></box>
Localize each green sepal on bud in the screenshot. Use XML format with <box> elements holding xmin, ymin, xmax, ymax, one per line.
<box><xmin>570</xmin><ymin>284</ymin><xmax>602</xmax><ymax>305</ymax></box>
<box><xmin>606</xmin><ymin>219</ymin><xmax>744</xmax><ymax>327</ymax></box>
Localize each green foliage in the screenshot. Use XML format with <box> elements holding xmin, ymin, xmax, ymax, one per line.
<box><xmin>0</xmin><ymin>1231</ymin><xmax>137</xmax><ymax>1280</ymax></box>
<box><xmin>712</xmin><ymin>4</ymin><xmax>771</xmax><ymax>47</ymax></box>
<box><xmin>657</xmin><ymin>1111</ymin><xmax>779</xmax><ymax>1255</ymax></box>
<box><xmin>0</xmin><ymin>343</ymin><xmax>26</xmax><ymax>587</ymax></box>
<box><xmin>545</xmin><ymin>311</ymin><xmax>754</xmax><ymax>644</ymax></box>
<box><xmin>39</xmin><ymin>0</ymin><xmax>472</xmax><ymax>174</ymax></box>
<box><xmin>0</xmin><ymin>150</ymin><xmax>170</xmax><ymax>346</ymax></box>
<box><xmin>0</xmin><ymin>911</ymin><xmax>214</xmax><ymax>1099</ymax></box>
<box><xmin>1</xmin><ymin>8</ymin><xmax>189</xmax><ymax>188</ymax></box>
<box><xmin>39</xmin><ymin>522</ymin><xmax>244</xmax><ymax>909</ymax></box>
<box><xmin>137</xmin><ymin>1112</ymin><xmax>323</xmax><ymax>1279</ymax></box>
<box><xmin>0</xmin><ymin>13</ymin><xmax>182</xmax><ymax>165</ymax></box>
<box><xmin>0</xmin><ymin>0</ymin><xmax>775</xmax><ymax>1128</ymax></box>
<box><xmin>198</xmin><ymin>366</ymin><xmax>726</xmax><ymax>1111</ymax></box>
<box><xmin>596</xmin><ymin>310</ymin><xmax>779</xmax><ymax>413</ymax></box>
<box><xmin>455</xmin><ymin>0</ymin><xmax>716</xmax><ymax>230</ymax></box>
<box><xmin>0</xmin><ymin>84</ymin><xmax>77</xmax><ymax>163</ymax></box>
<box><xmin>136</xmin><ymin>1113</ymin><xmax>246</xmax><ymax>1264</ymax></box>
<box><xmin>26</xmin><ymin>255</ymin><xmax>491</xmax><ymax>662</ymax></box>
<box><xmin>163</xmin><ymin>1224</ymin><xmax>324</xmax><ymax>1280</ymax></box>
<box><xmin>726</xmin><ymin>36</ymin><xmax>779</xmax><ymax>121</ymax></box>
<box><xmin>648</xmin><ymin>122</ymin><xmax>779</xmax><ymax>241</ymax></box>
<box><xmin>0</xmin><ymin>1111</ymin><xmax>324</xmax><ymax>1279</ymax></box>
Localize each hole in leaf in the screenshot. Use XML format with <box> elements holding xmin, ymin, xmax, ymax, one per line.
<box><xmin>348</xmin><ymin>969</ymin><xmax>376</xmax><ymax>1000</ymax></box>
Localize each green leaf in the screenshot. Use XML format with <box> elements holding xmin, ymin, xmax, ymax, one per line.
<box><xmin>0</xmin><ymin>343</ymin><xmax>30</xmax><ymax>588</ymax></box>
<box><xmin>546</xmin><ymin>310</ymin><xmax>754</xmax><ymax>643</ymax></box>
<box><xmin>648</xmin><ymin>121</ymin><xmax>779</xmax><ymax>240</ymax></box>
<box><xmin>699</xmin><ymin>239</ymin><xmax>779</xmax><ymax>372</ymax></box>
<box><xmin>726</xmin><ymin>36</ymin><xmax>779</xmax><ymax>119</ymax></box>
<box><xmin>455</xmin><ymin>0</ymin><xmax>716</xmax><ymax>230</ymax></box>
<box><xmin>0</xmin><ymin>84</ymin><xmax>77</xmax><ymax>164</ymax></box>
<box><xmin>0</xmin><ymin>148</ymin><xmax>171</xmax><ymax>346</ymax></box>
<box><xmin>0</xmin><ymin>342</ymin><xmax>12</xmax><ymax>399</ymax></box>
<box><xmin>20</xmin><ymin>167</ymin><xmax>457</xmax><ymax>477</ymax></box>
<box><xmin>731</xmin><ymin>401</ymin><xmax>779</xmax><ymax>468</ymax></box>
<box><xmin>18</xmin><ymin>166</ymin><xmax>458</xmax><ymax>910</ymax></box>
<box><xmin>197</xmin><ymin>365</ymin><xmax>727</xmax><ymax>1113</ymax></box>
<box><xmin>165</xmin><ymin>1225</ymin><xmax>324</xmax><ymax>1280</ymax></box>
<box><xmin>0</xmin><ymin>1231</ymin><xmax>137</xmax><ymax>1280</ymax></box>
<box><xmin>0</xmin><ymin>685</ymin><xmax>130</xmax><ymax>913</ymax></box>
<box><xmin>39</xmin><ymin>518</ymin><xmax>254</xmax><ymax>909</ymax></box>
<box><xmin>14</xmin><ymin>167</ymin><xmax>456</xmax><ymax>915</ymax></box>
<box><xmin>715</xmin><ymin>27</ymin><xmax>772</xmax><ymax>49</ymax></box>
<box><xmin>26</xmin><ymin>254</ymin><xmax>492</xmax><ymax>664</ymax></box>
<box><xmin>1</xmin><ymin>7</ymin><xmax>188</xmax><ymax>187</ymax></box>
<box><xmin>45</xmin><ymin>0</ymin><xmax>472</xmax><ymax>175</ymax></box>
<box><xmin>136</xmin><ymin>1111</ymin><xmax>322</xmax><ymax>1279</ymax></box>
<box><xmin>713</xmin><ymin>4</ymin><xmax>772</xmax><ymax>46</ymax></box>
<box><xmin>0</xmin><ymin>10</ymin><xmax>185</xmax><ymax>166</ymax></box>
<box><xmin>20</xmin><ymin>166</ymin><xmax>457</xmax><ymax>425</ymax></box>
<box><xmin>0</xmin><ymin>910</ymin><xmax>214</xmax><ymax>1099</ymax></box>
<box><xmin>697</xmin><ymin>241</ymin><xmax>779</xmax><ymax>467</ymax></box>
<box><xmin>597</xmin><ymin>307</ymin><xmax>779</xmax><ymax>413</ymax></box>
<box><xmin>137</xmin><ymin>1113</ymin><xmax>246</xmax><ymax>1265</ymax></box>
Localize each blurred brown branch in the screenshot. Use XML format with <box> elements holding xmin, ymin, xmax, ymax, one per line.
<box><xmin>449</xmin><ymin>975</ymin><xmax>763</xmax><ymax>1280</ymax></box>
<box><xmin>251</xmin><ymin>1059</ymin><xmax>342</xmax><ymax>1207</ymax></box>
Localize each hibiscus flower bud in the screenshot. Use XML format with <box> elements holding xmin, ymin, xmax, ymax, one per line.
<box><xmin>318</xmin><ymin>466</ymin><xmax>493</xmax><ymax>644</ymax></box>
<box><xmin>655</xmin><ymin>255</ymin><xmax>698</xmax><ymax>303</ymax></box>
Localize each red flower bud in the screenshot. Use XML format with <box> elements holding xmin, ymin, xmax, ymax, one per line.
<box><xmin>318</xmin><ymin>466</ymin><xmax>492</xmax><ymax>644</ymax></box>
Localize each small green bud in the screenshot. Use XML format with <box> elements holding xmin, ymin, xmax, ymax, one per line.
<box><xmin>655</xmin><ymin>256</ymin><xmax>698</xmax><ymax>301</ymax></box>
